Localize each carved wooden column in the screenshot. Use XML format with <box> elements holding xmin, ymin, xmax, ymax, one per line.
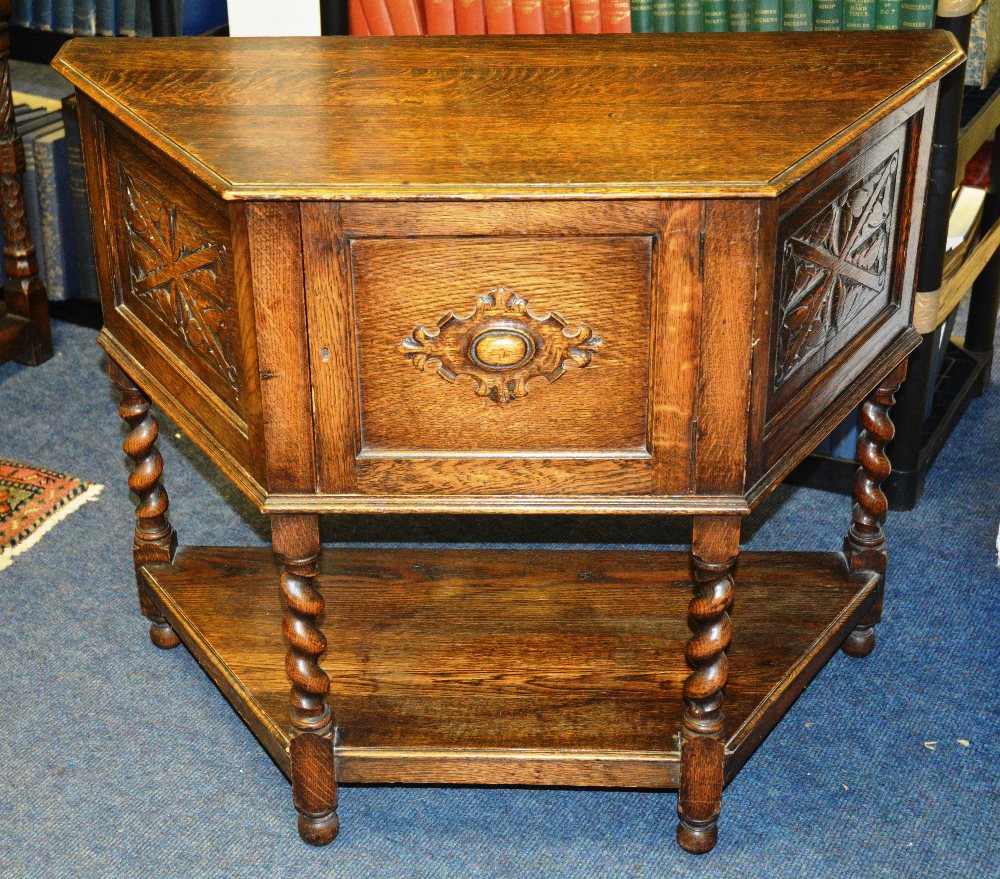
<box><xmin>677</xmin><ymin>515</ymin><xmax>740</xmax><ymax>854</ymax></box>
<box><xmin>272</xmin><ymin>513</ymin><xmax>339</xmax><ymax>845</ymax></box>
<box><xmin>842</xmin><ymin>360</ymin><xmax>907</xmax><ymax>658</ymax></box>
<box><xmin>108</xmin><ymin>359</ymin><xmax>179</xmax><ymax>649</ymax></box>
<box><xmin>0</xmin><ymin>0</ymin><xmax>51</xmax><ymax>366</ymax></box>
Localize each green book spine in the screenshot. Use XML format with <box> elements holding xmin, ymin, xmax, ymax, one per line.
<box><xmin>652</xmin><ymin>0</ymin><xmax>676</xmax><ymax>29</ymax></box>
<box><xmin>813</xmin><ymin>0</ymin><xmax>842</xmax><ymax>29</ymax></box>
<box><xmin>676</xmin><ymin>0</ymin><xmax>703</xmax><ymax>29</ymax></box>
<box><xmin>844</xmin><ymin>0</ymin><xmax>875</xmax><ymax>27</ymax></box>
<box><xmin>729</xmin><ymin>0</ymin><xmax>751</xmax><ymax>29</ymax></box>
<box><xmin>875</xmin><ymin>0</ymin><xmax>900</xmax><ymax>27</ymax></box>
<box><xmin>632</xmin><ymin>0</ymin><xmax>654</xmax><ymax>30</ymax></box>
<box><xmin>752</xmin><ymin>0</ymin><xmax>781</xmax><ymax>29</ymax></box>
<box><xmin>899</xmin><ymin>0</ymin><xmax>933</xmax><ymax>27</ymax></box>
<box><xmin>783</xmin><ymin>0</ymin><xmax>813</xmax><ymax>27</ymax></box>
<box><xmin>703</xmin><ymin>0</ymin><xmax>728</xmax><ymax>29</ymax></box>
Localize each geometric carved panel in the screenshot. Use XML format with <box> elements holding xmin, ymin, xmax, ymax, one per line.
<box><xmin>774</xmin><ymin>151</ymin><xmax>900</xmax><ymax>390</ymax></box>
<box><xmin>118</xmin><ymin>164</ymin><xmax>238</xmax><ymax>394</ymax></box>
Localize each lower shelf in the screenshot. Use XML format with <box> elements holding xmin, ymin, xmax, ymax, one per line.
<box><xmin>141</xmin><ymin>546</ymin><xmax>878</xmax><ymax>789</ymax></box>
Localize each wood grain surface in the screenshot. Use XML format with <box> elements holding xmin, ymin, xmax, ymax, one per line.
<box><xmin>142</xmin><ymin>545</ymin><xmax>877</xmax><ymax>788</ymax></box>
<box><xmin>53</xmin><ymin>33</ymin><xmax>961</xmax><ymax>200</ymax></box>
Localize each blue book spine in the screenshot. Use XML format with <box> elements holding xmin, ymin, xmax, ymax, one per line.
<box><xmin>33</xmin><ymin>0</ymin><xmax>54</xmax><ymax>30</ymax></box>
<box><xmin>182</xmin><ymin>0</ymin><xmax>228</xmax><ymax>33</ymax></box>
<box><xmin>12</xmin><ymin>0</ymin><xmax>33</xmax><ymax>27</ymax></box>
<box><xmin>97</xmin><ymin>0</ymin><xmax>117</xmax><ymax>33</ymax></box>
<box><xmin>54</xmin><ymin>0</ymin><xmax>75</xmax><ymax>31</ymax></box>
<box><xmin>73</xmin><ymin>0</ymin><xmax>98</xmax><ymax>33</ymax></box>
<box><xmin>116</xmin><ymin>0</ymin><xmax>136</xmax><ymax>35</ymax></box>
<box><xmin>136</xmin><ymin>0</ymin><xmax>152</xmax><ymax>35</ymax></box>
<box><xmin>61</xmin><ymin>97</ymin><xmax>99</xmax><ymax>302</ymax></box>
<box><xmin>34</xmin><ymin>127</ymin><xmax>74</xmax><ymax>302</ymax></box>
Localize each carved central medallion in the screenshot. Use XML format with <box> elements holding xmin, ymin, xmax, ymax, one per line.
<box><xmin>400</xmin><ymin>287</ymin><xmax>604</xmax><ymax>403</ymax></box>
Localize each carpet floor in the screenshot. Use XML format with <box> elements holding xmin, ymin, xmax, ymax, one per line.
<box><xmin>0</xmin><ymin>319</ymin><xmax>997</xmax><ymax>878</ymax></box>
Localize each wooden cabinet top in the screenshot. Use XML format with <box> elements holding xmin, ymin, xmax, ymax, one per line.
<box><xmin>53</xmin><ymin>33</ymin><xmax>960</xmax><ymax>202</ymax></box>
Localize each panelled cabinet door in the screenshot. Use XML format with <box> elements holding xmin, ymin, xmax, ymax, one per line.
<box><xmin>302</xmin><ymin>201</ymin><xmax>704</xmax><ymax>500</ymax></box>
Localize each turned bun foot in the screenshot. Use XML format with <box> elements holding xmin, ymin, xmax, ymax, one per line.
<box><xmin>676</xmin><ymin>818</ymin><xmax>718</xmax><ymax>854</ymax></box>
<box><xmin>298</xmin><ymin>809</ymin><xmax>340</xmax><ymax>846</ymax></box>
<box><xmin>842</xmin><ymin>626</ymin><xmax>876</xmax><ymax>658</ymax></box>
<box><xmin>149</xmin><ymin>620</ymin><xmax>181</xmax><ymax>650</ymax></box>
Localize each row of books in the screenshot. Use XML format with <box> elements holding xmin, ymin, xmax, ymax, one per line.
<box><xmin>10</xmin><ymin>0</ymin><xmax>226</xmax><ymax>37</ymax></box>
<box><xmin>348</xmin><ymin>0</ymin><xmax>936</xmax><ymax>34</ymax></box>
<box><xmin>5</xmin><ymin>62</ymin><xmax>98</xmax><ymax>302</ymax></box>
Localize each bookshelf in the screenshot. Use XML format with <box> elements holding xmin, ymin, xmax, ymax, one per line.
<box><xmin>0</xmin><ymin>0</ymin><xmax>52</xmax><ymax>369</ymax></box>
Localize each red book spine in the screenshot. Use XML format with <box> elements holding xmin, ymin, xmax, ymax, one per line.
<box><xmin>570</xmin><ymin>0</ymin><xmax>601</xmax><ymax>31</ymax></box>
<box><xmin>454</xmin><ymin>0</ymin><xmax>487</xmax><ymax>32</ymax></box>
<box><xmin>513</xmin><ymin>0</ymin><xmax>545</xmax><ymax>30</ymax></box>
<box><xmin>599</xmin><ymin>0</ymin><xmax>630</xmax><ymax>30</ymax></box>
<box><xmin>425</xmin><ymin>0</ymin><xmax>457</xmax><ymax>32</ymax></box>
<box><xmin>542</xmin><ymin>0</ymin><xmax>572</xmax><ymax>31</ymax></box>
<box><xmin>386</xmin><ymin>0</ymin><xmax>426</xmax><ymax>32</ymax></box>
<box><xmin>349</xmin><ymin>0</ymin><xmax>371</xmax><ymax>33</ymax></box>
<box><xmin>360</xmin><ymin>0</ymin><xmax>395</xmax><ymax>33</ymax></box>
<box><xmin>485</xmin><ymin>0</ymin><xmax>516</xmax><ymax>31</ymax></box>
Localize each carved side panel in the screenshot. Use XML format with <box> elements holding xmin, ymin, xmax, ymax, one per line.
<box><xmin>118</xmin><ymin>166</ymin><xmax>236</xmax><ymax>393</ymax></box>
<box><xmin>768</xmin><ymin>132</ymin><xmax>906</xmax><ymax>416</ymax></box>
<box><xmin>104</xmin><ymin>128</ymin><xmax>241</xmax><ymax>412</ymax></box>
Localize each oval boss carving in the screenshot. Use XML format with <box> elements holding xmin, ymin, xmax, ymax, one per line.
<box><xmin>399</xmin><ymin>287</ymin><xmax>604</xmax><ymax>403</ymax></box>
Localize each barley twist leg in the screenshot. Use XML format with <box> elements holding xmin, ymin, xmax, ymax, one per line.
<box><xmin>843</xmin><ymin>360</ymin><xmax>906</xmax><ymax>658</ymax></box>
<box><xmin>109</xmin><ymin>359</ymin><xmax>178</xmax><ymax>650</ymax></box>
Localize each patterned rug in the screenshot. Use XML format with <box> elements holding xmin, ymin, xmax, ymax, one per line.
<box><xmin>0</xmin><ymin>459</ymin><xmax>102</xmax><ymax>571</ymax></box>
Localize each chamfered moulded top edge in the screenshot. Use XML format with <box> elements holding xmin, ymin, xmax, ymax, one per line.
<box><xmin>53</xmin><ymin>33</ymin><xmax>962</xmax><ymax>201</ymax></box>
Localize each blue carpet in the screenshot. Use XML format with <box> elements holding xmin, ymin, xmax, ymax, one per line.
<box><xmin>0</xmin><ymin>320</ymin><xmax>997</xmax><ymax>878</ymax></box>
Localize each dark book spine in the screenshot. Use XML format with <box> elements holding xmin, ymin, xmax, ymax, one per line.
<box><xmin>899</xmin><ymin>0</ymin><xmax>932</xmax><ymax>27</ymax></box>
<box><xmin>813</xmin><ymin>0</ymin><xmax>842</xmax><ymax>29</ymax></box>
<box><xmin>652</xmin><ymin>0</ymin><xmax>675</xmax><ymax>29</ymax></box>
<box><xmin>136</xmin><ymin>0</ymin><xmax>153</xmax><ymax>35</ymax></box>
<box><xmin>32</xmin><ymin>0</ymin><xmax>54</xmax><ymax>30</ymax></box>
<box><xmin>53</xmin><ymin>0</ymin><xmax>74</xmax><ymax>31</ymax></box>
<box><xmin>702</xmin><ymin>0</ymin><xmax>727</xmax><ymax>29</ymax></box>
<box><xmin>843</xmin><ymin>0</ymin><xmax>875</xmax><ymax>28</ymax></box>
<box><xmin>62</xmin><ymin>97</ymin><xmax>99</xmax><ymax>302</ymax></box>
<box><xmin>676</xmin><ymin>0</ymin><xmax>702</xmax><ymax>30</ymax></box>
<box><xmin>117</xmin><ymin>0</ymin><xmax>137</xmax><ymax>35</ymax></box>
<box><xmin>73</xmin><ymin>0</ymin><xmax>97</xmax><ymax>33</ymax></box>
<box><xmin>35</xmin><ymin>128</ymin><xmax>72</xmax><ymax>301</ymax></box>
<box><xmin>12</xmin><ymin>0</ymin><xmax>33</xmax><ymax>27</ymax></box>
<box><xmin>632</xmin><ymin>0</ymin><xmax>653</xmax><ymax>30</ymax></box>
<box><xmin>782</xmin><ymin>0</ymin><xmax>812</xmax><ymax>28</ymax></box>
<box><xmin>728</xmin><ymin>0</ymin><xmax>751</xmax><ymax>30</ymax></box>
<box><xmin>751</xmin><ymin>0</ymin><xmax>780</xmax><ymax>29</ymax></box>
<box><xmin>321</xmin><ymin>0</ymin><xmax>351</xmax><ymax>34</ymax></box>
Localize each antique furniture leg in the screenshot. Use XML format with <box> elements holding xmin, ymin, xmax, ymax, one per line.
<box><xmin>0</xmin><ymin>0</ymin><xmax>52</xmax><ymax>367</ymax></box>
<box><xmin>109</xmin><ymin>358</ymin><xmax>180</xmax><ymax>649</ymax></box>
<box><xmin>842</xmin><ymin>360</ymin><xmax>907</xmax><ymax>658</ymax></box>
<box><xmin>272</xmin><ymin>513</ymin><xmax>339</xmax><ymax>845</ymax></box>
<box><xmin>677</xmin><ymin>515</ymin><xmax>740</xmax><ymax>855</ymax></box>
